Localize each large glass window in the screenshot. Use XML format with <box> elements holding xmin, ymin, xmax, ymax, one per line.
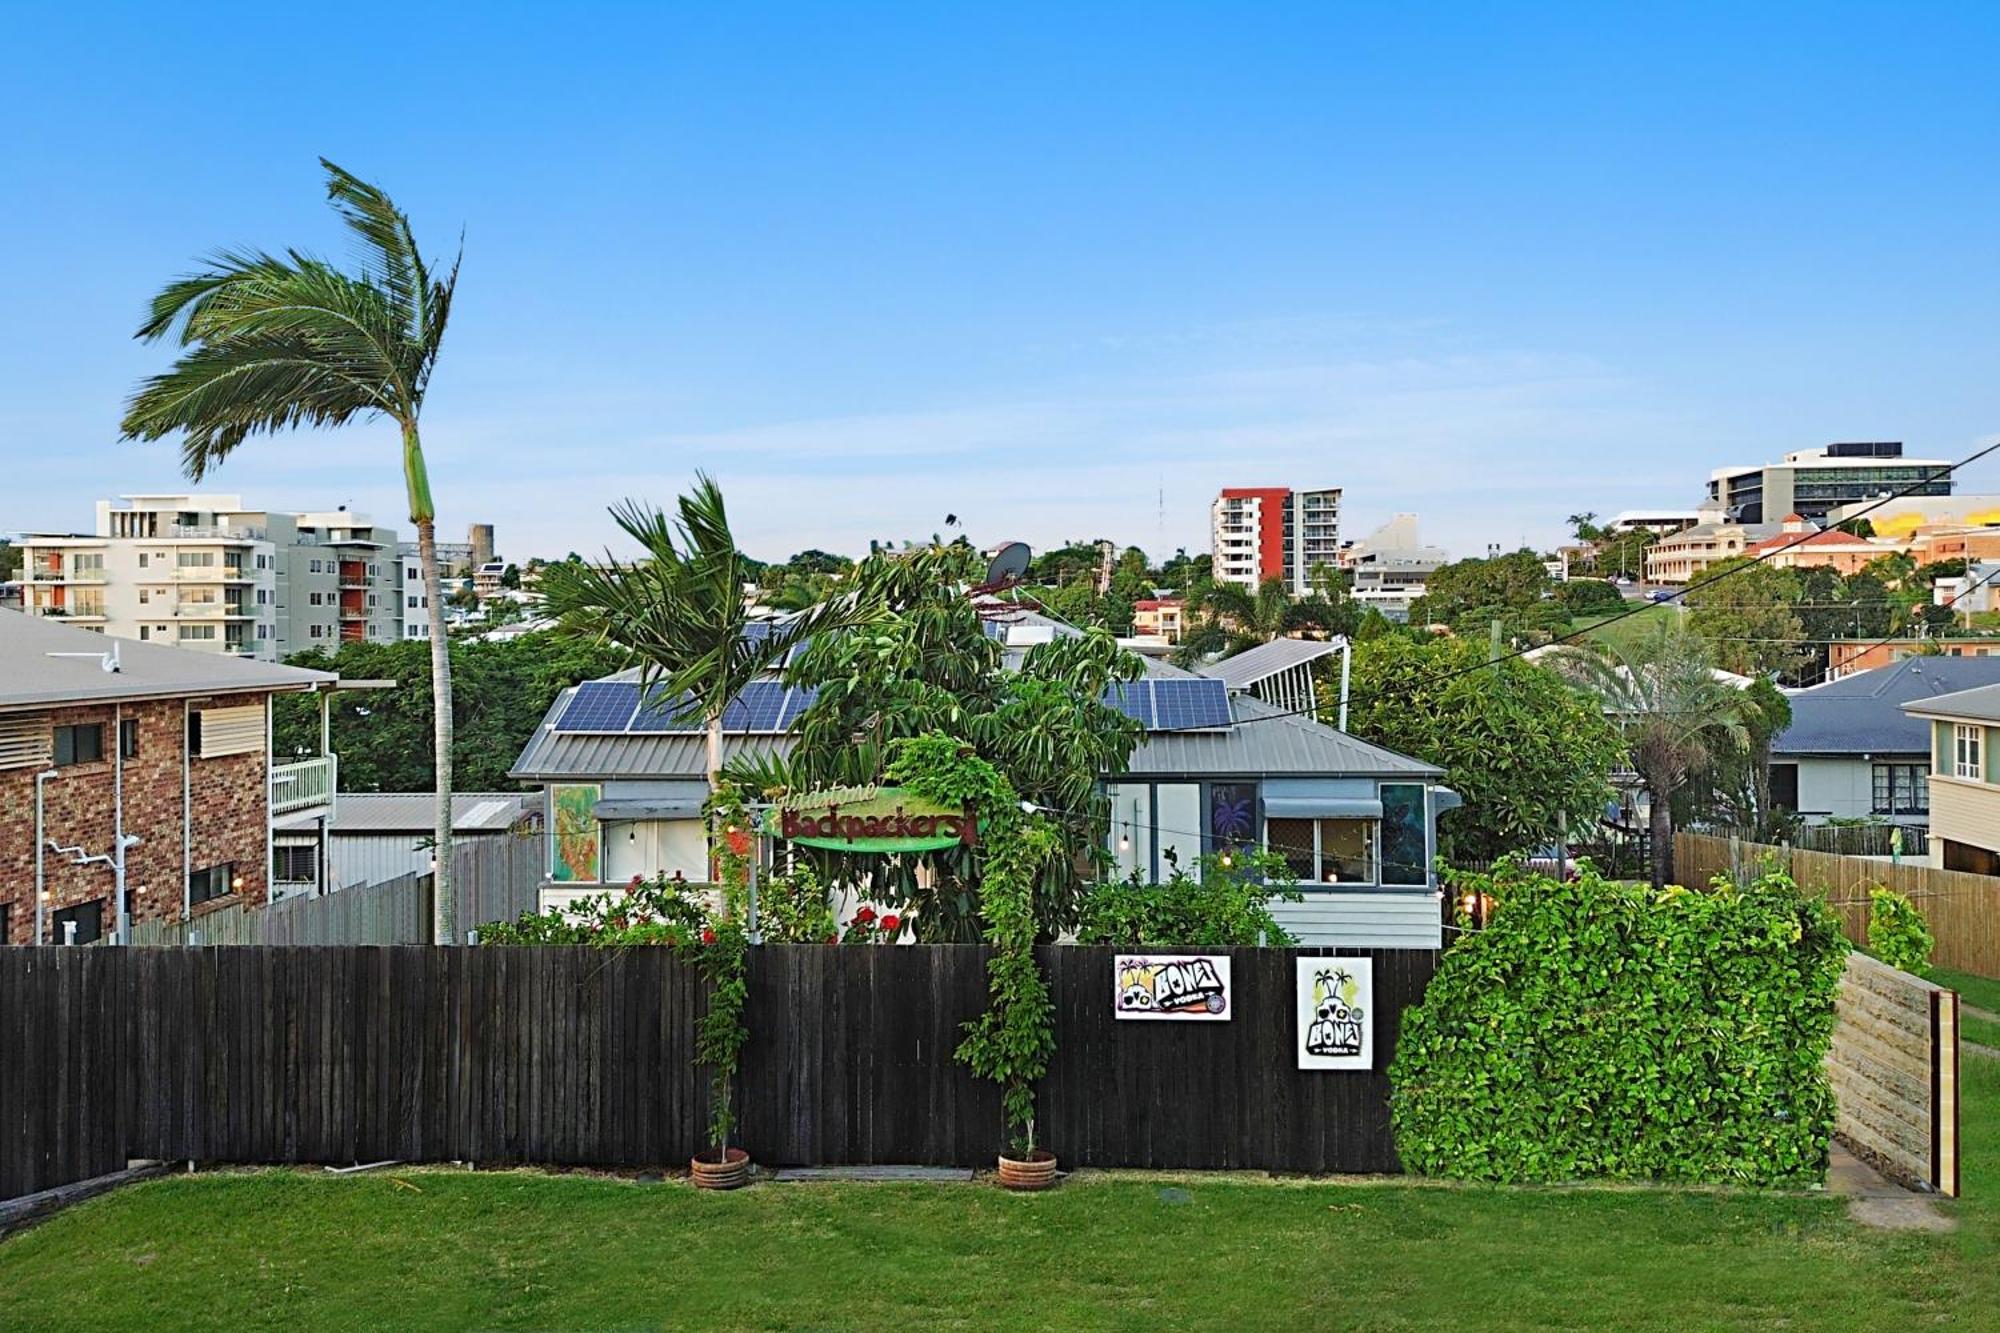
<box><xmin>1208</xmin><ymin>782</ymin><xmax>1257</xmax><ymax>851</ymax></box>
<box><xmin>1872</xmin><ymin>763</ymin><xmax>1929</xmax><ymax>815</ymax></box>
<box><xmin>1380</xmin><ymin>783</ymin><xmax>1429</xmax><ymax>885</ymax></box>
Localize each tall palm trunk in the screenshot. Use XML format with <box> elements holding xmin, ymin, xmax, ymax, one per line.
<box><xmin>706</xmin><ymin>712</ymin><xmax>724</xmax><ymax>792</ymax></box>
<box><xmin>407</xmin><ymin>423</ymin><xmax>455</xmax><ymax>944</ymax></box>
<box><xmin>1647</xmin><ymin>787</ymin><xmax>1673</xmax><ymax>891</ymax></box>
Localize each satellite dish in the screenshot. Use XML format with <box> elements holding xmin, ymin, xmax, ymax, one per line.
<box><xmin>983</xmin><ymin>542</ymin><xmax>1032</xmax><ymax>587</ymax></box>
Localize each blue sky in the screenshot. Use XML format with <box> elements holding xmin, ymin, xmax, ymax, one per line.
<box><xmin>6</xmin><ymin>3</ymin><xmax>2000</xmax><ymax>564</ymax></box>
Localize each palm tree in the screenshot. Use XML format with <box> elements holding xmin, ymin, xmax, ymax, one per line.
<box><xmin>120</xmin><ymin>160</ymin><xmax>464</xmax><ymax>942</ymax></box>
<box><xmin>540</xmin><ymin>476</ymin><xmax>880</xmax><ymax>791</ymax></box>
<box><xmin>1550</xmin><ymin>627</ymin><xmax>1750</xmax><ymax>889</ymax></box>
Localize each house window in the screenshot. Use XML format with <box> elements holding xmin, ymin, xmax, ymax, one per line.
<box><xmin>137</xmin><ymin>553</ymin><xmax>148</xmax><ymax>568</ymax></box>
<box><xmin>1380</xmin><ymin>783</ymin><xmax>1429</xmax><ymax>885</ymax></box>
<box><xmin>139</xmin><ymin>626</ymin><xmax>150</xmax><ymax>641</ymax></box>
<box><xmin>52</xmin><ymin>899</ymin><xmax>103</xmax><ymax>946</ymax></box>
<box><xmin>119</xmin><ymin>718</ymin><xmax>140</xmax><ymax>760</ymax></box>
<box><xmin>188</xmin><ymin>863</ymin><xmax>238</xmax><ymax>905</ymax></box>
<box><xmin>1955</xmin><ymin>724</ymin><xmax>1984</xmax><ymax>780</ymax></box>
<box><xmin>54</xmin><ymin>723</ymin><xmax>105</xmax><ymax>766</ymax></box>
<box><xmin>177</xmin><ymin>551</ymin><xmax>215</xmax><ymax>568</ymax></box>
<box><xmin>1266</xmin><ymin>817</ymin><xmax>1378</xmax><ymax>884</ymax></box>
<box><xmin>274</xmin><ymin>844</ymin><xmax>317</xmax><ymax>884</ymax></box>
<box><xmin>1207</xmin><ymin>782</ymin><xmax>1257</xmax><ymax>851</ymax></box>
<box><xmin>1872</xmin><ymin>763</ymin><xmax>1929</xmax><ymax>816</ymax></box>
<box><xmin>309</xmin><ymin>559</ymin><xmax>323</xmax><ymax>573</ymax></box>
<box><xmin>138</xmin><ymin>588</ymin><xmax>150</xmax><ymax>604</ymax></box>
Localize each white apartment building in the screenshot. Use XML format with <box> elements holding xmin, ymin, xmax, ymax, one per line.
<box><xmin>1210</xmin><ymin>486</ymin><xmax>1341</xmax><ymax>597</ymax></box>
<box><xmin>17</xmin><ymin>495</ymin><xmax>424</xmax><ymax>661</ymax></box>
<box><xmin>1338</xmin><ymin>514</ymin><xmax>1448</xmax><ymax>622</ymax></box>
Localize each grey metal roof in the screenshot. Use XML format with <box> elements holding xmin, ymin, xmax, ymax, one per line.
<box><xmin>1123</xmin><ymin>694</ymin><xmax>1441</xmax><ymax>778</ymax></box>
<box><xmin>330</xmin><ymin>792</ymin><xmax>534</xmax><ymax>835</ymax></box>
<box><xmin>1194</xmin><ymin>638</ymin><xmax>1344</xmax><ymax>690</ymax></box>
<box><xmin>1903</xmin><ymin>677</ymin><xmax>2000</xmax><ymax>724</ymax></box>
<box><xmin>0</xmin><ymin>608</ymin><xmax>334</xmax><ymax>710</ymax></box>
<box><xmin>510</xmin><ymin>700</ymin><xmax>792</xmax><ymax>780</ymax></box>
<box><xmin>509</xmin><ymin>675</ymin><xmax>1439</xmax><ymax>783</ymax></box>
<box><xmin>1780</xmin><ymin>657</ymin><xmax>2000</xmax><ymax>755</ymax></box>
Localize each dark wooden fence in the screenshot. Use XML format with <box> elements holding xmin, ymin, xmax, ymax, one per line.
<box><xmin>1</xmin><ymin>944</ymin><xmax>1434</xmax><ymax>1202</ymax></box>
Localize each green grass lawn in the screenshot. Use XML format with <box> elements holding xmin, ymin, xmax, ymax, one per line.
<box><xmin>5</xmin><ymin>1057</ymin><xmax>2000</xmax><ymax>1332</ymax></box>
<box><xmin>1571</xmin><ymin>601</ymin><xmax>1681</xmax><ymax>653</ymax></box>
<box><xmin>1928</xmin><ymin>967</ymin><xmax>2000</xmax><ymax>1048</ymax></box>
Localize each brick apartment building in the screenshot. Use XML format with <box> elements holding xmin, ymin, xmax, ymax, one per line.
<box><xmin>0</xmin><ymin>609</ymin><xmax>337</xmax><ymax>945</ymax></box>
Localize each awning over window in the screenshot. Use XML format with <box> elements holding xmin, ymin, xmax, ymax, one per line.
<box><xmin>1262</xmin><ymin>796</ymin><xmax>1384</xmax><ymax>820</ymax></box>
<box><xmin>592</xmin><ymin>798</ymin><xmax>705</xmax><ymax>821</ymax></box>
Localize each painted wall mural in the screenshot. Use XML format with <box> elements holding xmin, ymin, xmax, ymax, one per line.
<box><xmin>550</xmin><ymin>783</ymin><xmax>603</xmax><ymax>882</ymax></box>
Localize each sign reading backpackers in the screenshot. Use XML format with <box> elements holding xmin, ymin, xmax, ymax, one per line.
<box><xmin>766</xmin><ymin>785</ymin><xmax>977</xmax><ymax>853</ymax></box>
<box><xmin>1113</xmin><ymin>954</ymin><xmax>1232</xmax><ymax>1021</ymax></box>
<box><xmin>1296</xmin><ymin>956</ymin><xmax>1373</xmax><ymax>1069</ymax></box>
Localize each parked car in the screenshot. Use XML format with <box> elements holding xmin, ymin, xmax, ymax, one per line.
<box><xmin>1648</xmin><ymin>588</ymin><xmax>1680</xmax><ymax>603</ymax></box>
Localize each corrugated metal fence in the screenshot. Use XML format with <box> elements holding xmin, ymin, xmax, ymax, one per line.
<box><xmin>125</xmin><ymin>835</ymin><xmax>543</xmax><ymax>948</ymax></box>
<box><xmin>1676</xmin><ymin>831</ymin><xmax>2000</xmax><ymax>977</ymax></box>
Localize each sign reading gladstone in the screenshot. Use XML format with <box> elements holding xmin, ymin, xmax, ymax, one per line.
<box><xmin>1114</xmin><ymin>954</ymin><xmax>1233</xmax><ymax>1020</ymax></box>
<box><xmin>766</xmin><ymin>785</ymin><xmax>977</xmax><ymax>853</ymax></box>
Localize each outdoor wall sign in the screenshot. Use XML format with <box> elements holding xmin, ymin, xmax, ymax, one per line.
<box><xmin>765</xmin><ymin>785</ymin><xmax>977</xmax><ymax>853</ymax></box>
<box><xmin>1296</xmin><ymin>956</ymin><xmax>1373</xmax><ymax>1069</ymax></box>
<box><xmin>1113</xmin><ymin>954</ymin><xmax>1233</xmax><ymax>1020</ymax></box>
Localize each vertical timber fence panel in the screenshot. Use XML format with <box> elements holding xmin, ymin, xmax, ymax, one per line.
<box><xmin>1677</xmin><ymin>830</ymin><xmax>2000</xmax><ymax>976</ymax></box>
<box><xmin>2</xmin><ymin>944</ymin><xmax>1436</xmax><ymax>1200</ymax></box>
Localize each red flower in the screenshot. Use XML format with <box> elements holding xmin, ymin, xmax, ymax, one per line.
<box><xmin>824</xmin><ymin>932</ymin><xmax>838</xmax><ymax>944</ymax></box>
<box><xmin>701</xmin><ymin>927</ymin><xmax>717</xmax><ymax>946</ymax></box>
<box><xmin>725</xmin><ymin>828</ymin><xmax>751</xmax><ymax>857</ymax></box>
<box><xmin>854</xmin><ymin>905</ymin><xmax>877</xmax><ymax>925</ymax></box>
<box><xmin>628</xmin><ymin>875</ymin><xmax>644</xmax><ymax>889</ymax></box>
<box><xmin>880</xmin><ymin>914</ymin><xmax>901</xmax><ymax>935</ymax></box>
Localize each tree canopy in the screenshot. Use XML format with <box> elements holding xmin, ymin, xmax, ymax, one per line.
<box><xmin>1337</xmin><ymin>635</ymin><xmax>1623</xmax><ymax>864</ymax></box>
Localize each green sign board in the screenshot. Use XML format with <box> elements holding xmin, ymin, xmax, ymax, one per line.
<box><xmin>766</xmin><ymin>786</ymin><xmax>976</xmax><ymax>852</ymax></box>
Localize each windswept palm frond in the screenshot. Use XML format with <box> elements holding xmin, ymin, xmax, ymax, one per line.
<box><xmin>120</xmin><ymin>158</ymin><xmax>464</xmax><ymax>943</ymax></box>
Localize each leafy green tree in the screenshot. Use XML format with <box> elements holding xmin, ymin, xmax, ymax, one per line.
<box><xmin>540</xmin><ymin>476</ymin><xmax>878</xmax><ymax>791</ymax></box>
<box><xmin>0</xmin><ymin>540</ymin><xmax>20</xmax><ymax>582</ymax></box>
<box><xmin>1556</xmin><ymin>578</ymin><xmax>1627</xmax><ymax>615</ymax></box>
<box><xmin>1338</xmin><ymin>636</ymin><xmax>1623</xmax><ymax>864</ymax></box>
<box><xmin>763</xmin><ymin>542</ymin><xmax>1143</xmax><ymax>941</ymax></box>
<box><xmin>1551</xmin><ymin>628</ymin><xmax>1752</xmax><ymax>889</ymax></box>
<box><xmin>273</xmin><ymin>633</ymin><xmax>633</xmax><ymax>791</ymax></box>
<box><xmin>1681</xmin><ymin>557</ymin><xmax>1803</xmax><ymax>677</ymax></box>
<box><xmin>1410</xmin><ymin>550</ymin><xmax>1552</xmax><ymax>625</ymax></box>
<box><xmin>119</xmin><ymin>160</ymin><xmax>465</xmax><ymax>940</ymax></box>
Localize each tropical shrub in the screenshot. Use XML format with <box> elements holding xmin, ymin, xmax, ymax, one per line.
<box><xmin>1867</xmin><ymin>887</ymin><xmax>1934</xmax><ymax>976</ymax></box>
<box><xmin>1390</xmin><ymin>860</ymin><xmax>1848</xmax><ymax>1186</ymax></box>
<box><xmin>886</xmin><ymin>732</ymin><xmax>1061</xmax><ymax>1156</ymax></box>
<box><xmin>1075</xmin><ymin>848</ymin><xmax>1301</xmax><ymax>947</ymax></box>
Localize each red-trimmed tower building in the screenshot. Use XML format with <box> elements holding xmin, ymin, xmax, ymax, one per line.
<box><xmin>1210</xmin><ymin>487</ymin><xmax>1342</xmax><ymax>597</ymax></box>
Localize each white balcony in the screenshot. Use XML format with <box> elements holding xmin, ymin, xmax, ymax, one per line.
<box><xmin>271</xmin><ymin>754</ymin><xmax>337</xmax><ymax>816</ymax></box>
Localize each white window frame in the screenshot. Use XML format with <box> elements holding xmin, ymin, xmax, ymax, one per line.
<box><xmin>1955</xmin><ymin>723</ymin><xmax>1984</xmax><ymax>780</ymax></box>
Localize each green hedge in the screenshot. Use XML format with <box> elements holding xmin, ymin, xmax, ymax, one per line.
<box><xmin>1390</xmin><ymin>861</ymin><xmax>1848</xmax><ymax>1186</ymax></box>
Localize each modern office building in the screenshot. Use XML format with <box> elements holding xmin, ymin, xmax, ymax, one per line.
<box><xmin>1338</xmin><ymin>514</ymin><xmax>1448</xmax><ymax>623</ymax></box>
<box><xmin>1210</xmin><ymin>486</ymin><xmax>1341</xmax><ymax>596</ymax></box>
<box><xmin>1707</xmin><ymin>442</ymin><xmax>1952</xmax><ymax>525</ymax></box>
<box><xmin>16</xmin><ymin>495</ymin><xmax>414</xmax><ymax>661</ymax></box>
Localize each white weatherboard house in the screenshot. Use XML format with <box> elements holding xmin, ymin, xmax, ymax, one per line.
<box><xmin>1771</xmin><ymin>657</ymin><xmax>2000</xmax><ymax>830</ymax></box>
<box><xmin>509</xmin><ymin>617</ymin><xmax>1456</xmax><ymax>948</ymax></box>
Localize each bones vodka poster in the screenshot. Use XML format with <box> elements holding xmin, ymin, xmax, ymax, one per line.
<box><xmin>1296</xmin><ymin>956</ymin><xmax>1372</xmax><ymax>1069</ymax></box>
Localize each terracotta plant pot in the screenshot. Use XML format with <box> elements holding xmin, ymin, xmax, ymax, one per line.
<box><xmin>996</xmin><ymin>1149</ymin><xmax>1059</xmax><ymax>1191</ymax></box>
<box><xmin>690</xmin><ymin>1146</ymin><xmax>751</xmax><ymax>1190</ymax></box>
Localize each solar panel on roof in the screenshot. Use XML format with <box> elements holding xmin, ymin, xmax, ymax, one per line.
<box><xmin>778</xmin><ymin>685</ymin><xmax>817</xmax><ymax>729</ymax></box>
<box><xmin>554</xmin><ymin>681</ymin><xmax>639</xmax><ymax>731</ymax></box>
<box><xmin>721</xmin><ymin>680</ymin><xmax>790</xmax><ymax>731</ymax></box>
<box><xmin>1151</xmin><ymin>678</ymin><xmax>1231</xmax><ymax>730</ymax></box>
<box><xmin>1103</xmin><ymin>681</ymin><xmax>1154</xmax><ymax>728</ymax></box>
<box><xmin>627</xmin><ymin>686</ymin><xmax>699</xmax><ymax>732</ymax></box>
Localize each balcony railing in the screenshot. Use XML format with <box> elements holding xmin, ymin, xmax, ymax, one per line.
<box><xmin>271</xmin><ymin>755</ymin><xmax>337</xmax><ymax>816</ymax></box>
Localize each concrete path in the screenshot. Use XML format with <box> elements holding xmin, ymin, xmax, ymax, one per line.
<box><xmin>1826</xmin><ymin>1142</ymin><xmax>1954</xmax><ymax>1232</ymax></box>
